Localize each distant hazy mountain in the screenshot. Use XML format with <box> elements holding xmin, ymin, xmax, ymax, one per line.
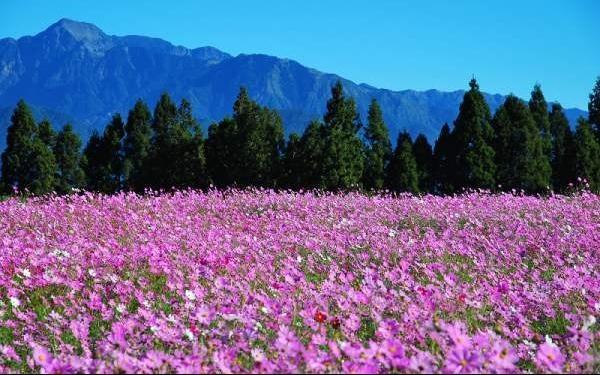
<box><xmin>0</xmin><ymin>18</ymin><xmax>588</xmax><ymax>150</ymax></box>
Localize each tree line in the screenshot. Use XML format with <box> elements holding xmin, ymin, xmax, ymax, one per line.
<box><xmin>2</xmin><ymin>77</ymin><xmax>600</xmax><ymax>196</ymax></box>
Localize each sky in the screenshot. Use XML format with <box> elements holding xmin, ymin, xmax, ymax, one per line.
<box><xmin>1</xmin><ymin>0</ymin><xmax>598</xmax><ymax>109</ymax></box>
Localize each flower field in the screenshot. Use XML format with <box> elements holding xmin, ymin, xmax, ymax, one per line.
<box><xmin>0</xmin><ymin>190</ymin><xmax>599</xmax><ymax>373</ymax></box>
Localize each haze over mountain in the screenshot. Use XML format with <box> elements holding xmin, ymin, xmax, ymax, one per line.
<box><xmin>0</xmin><ymin>18</ymin><xmax>587</xmax><ymax>149</ymax></box>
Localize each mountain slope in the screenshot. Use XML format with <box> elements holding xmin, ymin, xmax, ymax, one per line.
<box><xmin>0</xmin><ymin>18</ymin><xmax>588</xmax><ymax>150</ymax></box>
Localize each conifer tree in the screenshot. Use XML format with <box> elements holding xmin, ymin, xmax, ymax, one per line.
<box><xmin>432</xmin><ymin>123</ymin><xmax>454</xmax><ymax>194</ymax></box>
<box><xmin>297</xmin><ymin>120</ymin><xmax>326</xmax><ymax>189</ymax></box>
<box><xmin>172</xmin><ymin>99</ymin><xmax>206</xmax><ymax>188</ymax></box>
<box><xmin>573</xmin><ymin>117</ymin><xmax>600</xmax><ymax>191</ymax></box>
<box><xmin>54</xmin><ymin>124</ymin><xmax>85</xmax><ymax>193</ymax></box>
<box><xmin>38</xmin><ymin>119</ymin><xmax>56</xmax><ymax>150</ymax></box>
<box><xmin>450</xmin><ymin>79</ymin><xmax>496</xmax><ymax>190</ymax></box>
<box><xmin>412</xmin><ymin>134</ymin><xmax>433</xmax><ymax>193</ymax></box>
<box><xmin>206</xmin><ymin>118</ymin><xmax>239</xmax><ymax>187</ymax></box>
<box><xmin>147</xmin><ymin>93</ymin><xmax>178</xmax><ymax>189</ymax></box>
<box><xmin>82</xmin><ymin>114</ymin><xmax>124</xmax><ymax>193</ymax></box>
<box><xmin>492</xmin><ymin>95</ymin><xmax>551</xmax><ymax>192</ymax></box>
<box><xmin>363</xmin><ymin>99</ymin><xmax>392</xmax><ymax>190</ymax></box>
<box><xmin>1</xmin><ymin>100</ymin><xmax>56</xmax><ymax>195</ymax></box>
<box><xmin>321</xmin><ymin>81</ymin><xmax>364</xmax><ymax>190</ymax></box>
<box><xmin>588</xmin><ymin>76</ymin><xmax>600</xmax><ymax>141</ymax></box>
<box><xmin>386</xmin><ymin>131</ymin><xmax>419</xmax><ymax>193</ymax></box>
<box><xmin>124</xmin><ymin>99</ymin><xmax>153</xmax><ymax>192</ymax></box>
<box><xmin>529</xmin><ymin>84</ymin><xmax>552</xmax><ymax>161</ymax></box>
<box><xmin>281</xmin><ymin>133</ymin><xmax>303</xmax><ymax>189</ymax></box>
<box><xmin>549</xmin><ymin>103</ymin><xmax>575</xmax><ymax>191</ymax></box>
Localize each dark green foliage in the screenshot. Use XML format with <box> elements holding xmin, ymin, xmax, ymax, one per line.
<box><xmin>320</xmin><ymin>81</ymin><xmax>365</xmax><ymax>190</ymax></box>
<box><xmin>492</xmin><ymin>95</ymin><xmax>551</xmax><ymax>192</ymax></box>
<box><xmin>123</xmin><ymin>99</ymin><xmax>153</xmax><ymax>192</ymax></box>
<box><xmin>413</xmin><ymin>133</ymin><xmax>433</xmax><ymax>193</ymax></box>
<box><xmin>529</xmin><ymin>84</ymin><xmax>553</xmax><ymax>161</ymax></box>
<box><xmin>82</xmin><ymin>114</ymin><xmax>124</xmax><ymax>193</ymax></box>
<box><xmin>54</xmin><ymin>124</ymin><xmax>85</xmax><ymax>193</ymax></box>
<box><xmin>363</xmin><ymin>99</ymin><xmax>392</xmax><ymax>190</ymax></box>
<box><xmin>206</xmin><ymin>87</ymin><xmax>284</xmax><ymax>188</ymax></box>
<box><xmin>296</xmin><ymin>120</ymin><xmax>327</xmax><ymax>189</ymax></box>
<box><xmin>432</xmin><ymin>123</ymin><xmax>454</xmax><ymax>194</ymax></box>
<box><xmin>549</xmin><ymin>104</ymin><xmax>576</xmax><ymax>191</ymax></box>
<box><xmin>386</xmin><ymin>131</ymin><xmax>419</xmax><ymax>193</ymax></box>
<box><xmin>1</xmin><ymin>100</ymin><xmax>56</xmax><ymax>195</ymax></box>
<box><xmin>573</xmin><ymin>117</ymin><xmax>600</xmax><ymax>191</ymax></box>
<box><xmin>589</xmin><ymin>76</ymin><xmax>600</xmax><ymax>140</ymax></box>
<box><xmin>281</xmin><ymin>133</ymin><xmax>304</xmax><ymax>189</ymax></box>
<box><xmin>38</xmin><ymin>119</ymin><xmax>56</xmax><ymax>150</ymax></box>
<box><xmin>450</xmin><ymin>79</ymin><xmax>496</xmax><ymax>190</ymax></box>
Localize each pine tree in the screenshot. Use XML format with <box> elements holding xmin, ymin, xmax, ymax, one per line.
<box><xmin>281</xmin><ymin>133</ymin><xmax>303</xmax><ymax>189</ymax></box>
<box><xmin>172</xmin><ymin>98</ymin><xmax>206</xmax><ymax>188</ymax></box>
<box><xmin>549</xmin><ymin>103</ymin><xmax>576</xmax><ymax>191</ymax></box>
<box><xmin>529</xmin><ymin>84</ymin><xmax>553</xmax><ymax>161</ymax></box>
<box><xmin>573</xmin><ymin>117</ymin><xmax>600</xmax><ymax>192</ymax></box>
<box><xmin>38</xmin><ymin>119</ymin><xmax>56</xmax><ymax>150</ymax></box>
<box><xmin>588</xmin><ymin>76</ymin><xmax>600</xmax><ymax>141</ymax></box>
<box><xmin>54</xmin><ymin>124</ymin><xmax>85</xmax><ymax>193</ymax></box>
<box><xmin>492</xmin><ymin>95</ymin><xmax>551</xmax><ymax>192</ymax></box>
<box><xmin>147</xmin><ymin>93</ymin><xmax>178</xmax><ymax>190</ymax></box>
<box><xmin>206</xmin><ymin>118</ymin><xmax>239</xmax><ymax>187</ymax></box>
<box><xmin>412</xmin><ymin>134</ymin><xmax>433</xmax><ymax>193</ymax></box>
<box><xmin>432</xmin><ymin>123</ymin><xmax>454</xmax><ymax>194</ymax></box>
<box><xmin>321</xmin><ymin>81</ymin><xmax>364</xmax><ymax>190</ymax></box>
<box><xmin>386</xmin><ymin>131</ymin><xmax>419</xmax><ymax>193</ymax></box>
<box><xmin>451</xmin><ymin>79</ymin><xmax>496</xmax><ymax>190</ymax></box>
<box><xmin>1</xmin><ymin>100</ymin><xmax>56</xmax><ymax>195</ymax></box>
<box><xmin>363</xmin><ymin>99</ymin><xmax>392</xmax><ymax>190</ymax></box>
<box><xmin>123</xmin><ymin>99</ymin><xmax>153</xmax><ymax>192</ymax></box>
<box><xmin>82</xmin><ymin>114</ymin><xmax>124</xmax><ymax>193</ymax></box>
<box><xmin>297</xmin><ymin>120</ymin><xmax>327</xmax><ymax>189</ymax></box>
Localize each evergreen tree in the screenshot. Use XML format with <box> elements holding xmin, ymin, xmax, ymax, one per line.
<box><xmin>297</xmin><ymin>120</ymin><xmax>327</xmax><ymax>189</ymax></box>
<box><xmin>124</xmin><ymin>99</ymin><xmax>153</xmax><ymax>192</ymax></box>
<box><xmin>386</xmin><ymin>131</ymin><xmax>419</xmax><ymax>193</ymax></box>
<box><xmin>450</xmin><ymin>79</ymin><xmax>496</xmax><ymax>190</ymax></box>
<box><xmin>146</xmin><ymin>93</ymin><xmax>179</xmax><ymax>190</ymax></box>
<box><xmin>549</xmin><ymin>103</ymin><xmax>576</xmax><ymax>191</ymax></box>
<box><xmin>321</xmin><ymin>81</ymin><xmax>364</xmax><ymax>190</ymax></box>
<box><xmin>206</xmin><ymin>118</ymin><xmax>239</xmax><ymax>187</ymax></box>
<box><xmin>82</xmin><ymin>114</ymin><xmax>124</xmax><ymax>193</ymax></box>
<box><xmin>38</xmin><ymin>119</ymin><xmax>56</xmax><ymax>150</ymax></box>
<box><xmin>573</xmin><ymin>117</ymin><xmax>600</xmax><ymax>192</ymax></box>
<box><xmin>412</xmin><ymin>134</ymin><xmax>433</xmax><ymax>193</ymax></box>
<box><xmin>363</xmin><ymin>99</ymin><xmax>392</xmax><ymax>190</ymax></box>
<box><xmin>54</xmin><ymin>124</ymin><xmax>85</xmax><ymax>193</ymax></box>
<box><xmin>492</xmin><ymin>95</ymin><xmax>551</xmax><ymax>192</ymax></box>
<box><xmin>588</xmin><ymin>76</ymin><xmax>600</xmax><ymax>141</ymax></box>
<box><xmin>172</xmin><ymin>98</ymin><xmax>206</xmax><ymax>188</ymax></box>
<box><xmin>432</xmin><ymin>123</ymin><xmax>454</xmax><ymax>194</ymax></box>
<box><xmin>528</xmin><ymin>84</ymin><xmax>552</xmax><ymax>161</ymax></box>
<box><xmin>1</xmin><ymin>100</ymin><xmax>55</xmax><ymax>195</ymax></box>
<box><xmin>281</xmin><ymin>133</ymin><xmax>303</xmax><ymax>189</ymax></box>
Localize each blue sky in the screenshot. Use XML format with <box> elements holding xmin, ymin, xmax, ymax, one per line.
<box><xmin>1</xmin><ymin>0</ymin><xmax>598</xmax><ymax>109</ymax></box>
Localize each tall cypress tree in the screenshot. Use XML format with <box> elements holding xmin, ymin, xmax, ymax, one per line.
<box><xmin>82</xmin><ymin>114</ymin><xmax>124</xmax><ymax>193</ymax></box>
<box><xmin>171</xmin><ymin>98</ymin><xmax>206</xmax><ymax>188</ymax></box>
<box><xmin>363</xmin><ymin>99</ymin><xmax>392</xmax><ymax>190</ymax></box>
<box><xmin>549</xmin><ymin>103</ymin><xmax>576</xmax><ymax>191</ymax></box>
<box><xmin>124</xmin><ymin>99</ymin><xmax>153</xmax><ymax>192</ymax></box>
<box><xmin>433</xmin><ymin>123</ymin><xmax>454</xmax><ymax>194</ymax></box>
<box><xmin>1</xmin><ymin>100</ymin><xmax>55</xmax><ymax>195</ymax></box>
<box><xmin>529</xmin><ymin>84</ymin><xmax>553</xmax><ymax>161</ymax></box>
<box><xmin>281</xmin><ymin>133</ymin><xmax>303</xmax><ymax>189</ymax></box>
<box><xmin>450</xmin><ymin>79</ymin><xmax>496</xmax><ymax>190</ymax></box>
<box><xmin>573</xmin><ymin>117</ymin><xmax>600</xmax><ymax>192</ymax></box>
<box><xmin>412</xmin><ymin>134</ymin><xmax>433</xmax><ymax>193</ymax></box>
<box><xmin>492</xmin><ymin>95</ymin><xmax>551</xmax><ymax>192</ymax></box>
<box><xmin>588</xmin><ymin>76</ymin><xmax>600</xmax><ymax>141</ymax></box>
<box><xmin>54</xmin><ymin>124</ymin><xmax>85</xmax><ymax>194</ymax></box>
<box><xmin>206</xmin><ymin>118</ymin><xmax>239</xmax><ymax>187</ymax></box>
<box><xmin>147</xmin><ymin>93</ymin><xmax>178</xmax><ymax>190</ymax></box>
<box><xmin>386</xmin><ymin>131</ymin><xmax>419</xmax><ymax>193</ymax></box>
<box><xmin>38</xmin><ymin>119</ymin><xmax>56</xmax><ymax>150</ymax></box>
<box><xmin>321</xmin><ymin>81</ymin><xmax>364</xmax><ymax>190</ymax></box>
<box><xmin>297</xmin><ymin>120</ymin><xmax>327</xmax><ymax>189</ymax></box>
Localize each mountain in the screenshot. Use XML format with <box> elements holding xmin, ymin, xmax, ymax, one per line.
<box><xmin>0</xmin><ymin>18</ymin><xmax>588</xmax><ymax>150</ymax></box>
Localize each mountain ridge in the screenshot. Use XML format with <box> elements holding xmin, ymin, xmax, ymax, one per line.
<box><xmin>0</xmin><ymin>18</ymin><xmax>588</xmax><ymax>149</ymax></box>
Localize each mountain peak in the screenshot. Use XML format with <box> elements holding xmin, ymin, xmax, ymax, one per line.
<box><xmin>45</xmin><ymin>18</ymin><xmax>106</xmax><ymax>42</ymax></box>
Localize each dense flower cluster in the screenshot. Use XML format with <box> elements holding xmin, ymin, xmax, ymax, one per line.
<box><xmin>0</xmin><ymin>189</ymin><xmax>599</xmax><ymax>373</ymax></box>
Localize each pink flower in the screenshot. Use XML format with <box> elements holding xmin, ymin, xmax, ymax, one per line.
<box><xmin>444</xmin><ymin>347</ymin><xmax>482</xmax><ymax>373</ymax></box>
<box><xmin>535</xmin><ymin>343</ymin><xmax>565</xmax><ymax>373</ymax></box>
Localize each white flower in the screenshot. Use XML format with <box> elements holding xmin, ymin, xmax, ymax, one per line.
<box><xmin>185</xmin><ymin>290</ymin><xmax>196</xmax><ymax>301</ymax></box>
<box><xmin>116</xmin><ymin>304</ymin><xmax>125</xmax><ymax>314</ymax></box>
<box><xmin>9</xmin><ymin>297</ymin><xmax>20</xmax><ymax>308</ymax></box>
<box><xmin>388</xmin><ymin>229</ymin><xmax>397</xmax><ymax>238</ymax></box>
<box><xmin>260</xmin><ymin>306</ymin><xmax>269</xmax><ymax>314</ymax></box>
<box><xmin>88</xmin><ymin>269</ymin><xmax>97</xmax><ymax>278</ymax></box>
<box><xmin>184</xmin><ymin>329</ymin><xmax>195</xmax><ymax>341</ymax></box>
<box><xmin>21</xmin><ymin>268</ymin><xmax>31</xmax><ymax>278</ymax></box>
<box><xmin>150</xmin><ymin>325</ymin><xmax>159</xmax><ymax>334</ymax></box>
<box><xmin>583</xmin><ymin>315</ymin><xmax>597</xmax><ymax>331</ymax></box>
<box><xmin>545</xmin><ymin>335</ymin><xmax>553</xmax><ymax>345</ymax></box>
<box><xmin>251</xmin><ymin>348</ymin><xmax>265</xmax><ymax>362</ymax></box>
<box><xmin>595</xmin><ymin>302</ymin><xmax>600</xmax><ymax>311</ymax></box>
<box><xmin>167</xmin><ymin>315</ymin><xmax>177</xmax><ymax>324</ymax></box>
<box><xmin>296</xmin><ymin>255</ymin><xmax>303</xmax><ymax>263</ymax></box>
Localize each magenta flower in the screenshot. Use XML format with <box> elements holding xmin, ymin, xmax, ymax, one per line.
<box><xmin>444</xmin><ymin>347</ymin><xmax>482</xmax><ymax>373</ymax></box>
<box><xmin>535</xmin><ymin>343</ymin><xmax>565</xmax><ymax>373</ymax></box>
